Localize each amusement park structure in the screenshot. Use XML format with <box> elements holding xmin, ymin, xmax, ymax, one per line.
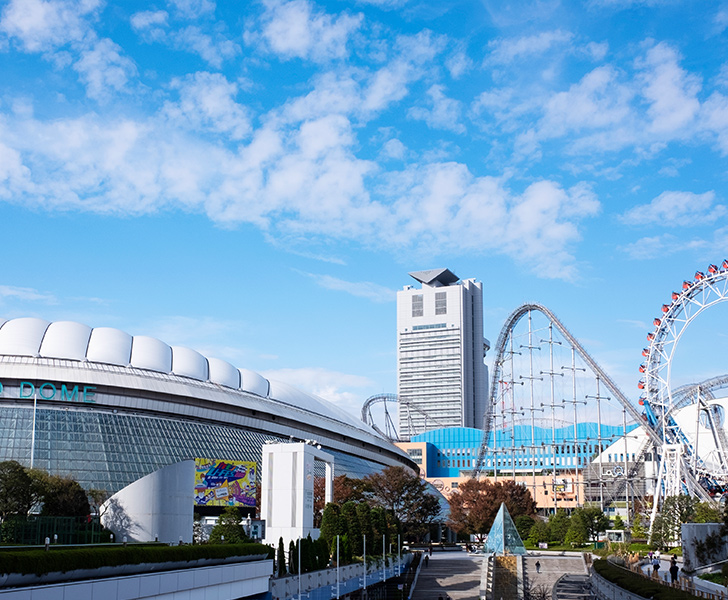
<box><xmin>364</xmin><ymin>262</ymin><xmax>728</xmax><ymax>524</ymax></box>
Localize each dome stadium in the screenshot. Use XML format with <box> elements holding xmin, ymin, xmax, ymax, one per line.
<box><xmin>0</xmin><ymin>317</ymin><xmax>414</xmax><ymax>494</ymax></box>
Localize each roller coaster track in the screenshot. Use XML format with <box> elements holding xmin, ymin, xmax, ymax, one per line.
<box><xmin>472</xmin><ymin>302</ymin><xmax>712</xmax><ymax>503</ymax></box>
<box><xmin>361</xmin><ymin>393</ymin><xmax>401</xmax><ymax>441</ymax></box>
<box><xmin>361</xmin><ymin>393</ymin><xmax>450</xmax><ymax>442</ymax></box>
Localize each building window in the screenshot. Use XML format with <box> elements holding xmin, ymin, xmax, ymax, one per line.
<box><xmin>412</xmin><ymin>295</ymin><xmax>423</xmax><ymax>317</ymax></box>
<box><xmin>435</xmin><ymin>292</ymin><xmax>447</xmax><ymax>315</ymax></box>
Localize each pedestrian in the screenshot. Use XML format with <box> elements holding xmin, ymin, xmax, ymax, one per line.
<box><xmin>429</xmin><ymin>545</ymin><xmax>433</xmax><ymax>556</ymax></box>
<box><xmin>648</xmin><ymin>550</ymin><xmax>653</xmax><ymax>560</ymax></box>
<box><xmin>535</xmin><ymin>560</ymin><xmax>541</xmax><ymax>573</ymax></box>
<box><xmin>424</xmin><ymin>555</ymin><xmax>429</xmax><ymax>568</ymax></box>
<box><xmin>669</xmin><ymin>560</ymin><xmax>679</xmax><ymax>583</ymax></box>
<box><xmin>652</xmin><ymin>557</ymin><xmax>660</xmax><ymax>575</ymax></box>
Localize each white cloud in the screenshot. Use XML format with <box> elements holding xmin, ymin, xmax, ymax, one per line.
<box><xmin>130</xmin><ymin>10</ymin><xmax>168</xmax><ymax>30</ymax></box>
<box><xmin>0</xmin><ymin>102</ymin><xmax>601</xmax><ymax>280</ymax></box>
<box><xmin>408</xmin><ymin>84</ymin><xmax>465</xmax><ymax>134</ymax></box>
<box><xmin>523</xmin><ymin>65</ymin><xmax>634</xmax><ymax>146</ymax></box>
<box><xmin>621</xmin><ymin>191</ymin><xmax>725</xmax><ymax>227</ymax></box>
<box><xmin>140</xmin><ymin>315</ymin><xmax>247</xmax><ymax>360</ymax></box>
<box><xmin>445</xmin><ymin>48</ymin><xmax>472</xmax><ymax>79</ymax></box>
<box><xmin>0</xmin><ymin>285</ymin><xmax>56</xmax><ymax>303</ymax></box>
<box><xmin>700</xmin><ymin>91</ymin><xmax>728</xmax><ymax>154</ymax></box>
<box><xmin>173</xmin><ymin>26</ymin><xmax>239</xmax><ymax>68</ymax></box>
<box><xmin>620</xmin><ymin>234</ymin><xmax>676</xmax><ymax>259</ymax></box>
<box><xmin>713</xmin><ymin>6</ymin><xmax>728</xmax><ymax>35</ymax></box>
<box><xmin>584</xmin><ymin>41</ymin><xmax>608</xmax><ymax>61</ymax></box>
<box><xmin>0</xmin><ymin>141</ymin><xmax>32</xmax><ymax>198</ymax></box>
<box><xmin>635</xmin><ymin>41</ymin><xmax>701</xmax><ymax>135</ymax></box>
<box><xmin>257</xmin><ymin>0</ymin><xmax>362</xmax><ymax>62</ymax></box>
<box><xmin>353</xmin><ymin>0</ymin><xmax>409</xmax><ymax>8</ymax></box>
<box><xmin>164</xmin><ymin>72</ymin><xmax>251</xmax><ymax>140</ymax></box>
<box><xmin>297</xmin><ymin>271</ymin><xmax>396</xmax><ymax>303</ymax></box>
<box><xmin>278</xmin><ymin>71</ymin><xmax>361</xmax><ymax>123</ymax></box>
<box><xmin>0</xmin><ymin>0</ymin><xmax>101</xmax><ymax>52</ymax></box>
<box><xmin>73</xmin><ymin>38</ymin><xmax>137</xmax><ymax>100</ymax></box>
<box><xmin>380</xmin><ymin>138</ymin><xmax>406</xmax><ymax>160</ymax></box>
<box><xmin>167</xmin><ymin>0</ymin><xmax>216</xmax><ymax>19</ymax></box>
<box><xmin>260</xmin><ymin>366</ymin><xmax>374</xmax><ymax>417</ymax></box>
<box><xmin>486</xmin><ymin>30</ymin><xmax>573</xmax><ymax>65</ymax></box>
<box><xmin>130</xmin><ymin>10</ymin><xmax>168</xmax><ymax>42</ymax></box>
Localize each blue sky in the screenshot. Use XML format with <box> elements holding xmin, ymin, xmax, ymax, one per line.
<box><xmin>1</xmin><ymin>0</ymin><xmax>728</xmax><ymax>423</ymax></box>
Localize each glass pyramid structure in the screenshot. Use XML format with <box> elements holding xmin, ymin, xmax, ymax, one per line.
<box><xmin>483</xmin><ymin>502</ymin><xmax>526</xmax><ymax>555</ymax></box>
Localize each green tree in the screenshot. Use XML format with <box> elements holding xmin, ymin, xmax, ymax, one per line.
<box><xmin>320</xmin><ymin>503</ymin><xmax>344</xmax><ymax>546</ymax></box>
<box><xmin>631</xmin><ymin>513</ymin><xmax>646</xmax><ymax>539</ymax></box>
<box><xmin>694</xmin><ymin>502</ymin><xmax>721</xmax><ymax>523</ymax></box>
<box><xmin>612</xmin><ymin>515</ymin><xmax>624</xmax><ymax>530</ymax></box>
<box><xmin>315</xmin><ymin>536</ymin><xmax>330</xmax><ymax>569</ymax></box>
<box><xmin>39</xmin><ymin>475</ymin><xmax>90</xmax><ymax>517</ymax></box>
<box><xmin>370</xmin><ymin>506</ymin><xmax>389</xmax><ymax>549</ymax></box>
<box><xmin>277</xmin><ymin>537</ymin><xmax>287</xmax><ymax>576</ymax></box>
<box><xmin>527</xmin><ymin>520</ymin><xmax>550</xmax><ymax>545</ymax></box>
<box><xmin>365</xmin><ymin>466</ymin><xmax>441</xmax><ymax>542</ymax></box>
<box><xmin>0</xmin><ymin>461</ymin><xmax>34</xmax><ymax>518</ymax></box>
<box><xmin>301</xmin><ymin>534</ymin><xmax>315</xmax><ymax>572</ymax></box>
<box><xmin>341</xmin><ymin>501</ymin><xmax>363</xmax><ymax>555</ymax></box>
<box><xmin>209</xmin><ymin>506</ymin><xmax>249</xmax><ymax>544</ymax></box>
<box><xmin>515</xmin><ymin>515</ymin><xmax>535</xmax><ymax>540</ymax></box>
<box><xmin>341</xmin><ymin>533</ymin><xmax>352</xmax><ymax>564</ymax></box>
<box><xmin>574</xmin><ymin>507</ymin><xmax>609</xmax><ymax>541</ymax></box>
<box><xmin>289</xmin><ymin>540</ymin><xmax>298</xmax><ymax>574</ymax></box>
<box><xmin>564</xmin><ymin>515</ymin><xmax>587</xmax><ymax>546</ymax></box>
<box><xmin>548</xmin><ymin>510</ymin><xmax>570</xmax><ymax>543</ymax></box>
<box><xmin>356</xmin><ymin>502</ymin><xmax>374</xmax><ymax>556</ymax></box>
<box><xmin>658</xmin><ymin>495</ymin><xmax>696</xmax><ymax>544</ymax></box>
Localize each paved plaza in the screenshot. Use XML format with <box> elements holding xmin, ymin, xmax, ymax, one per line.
<box><xmin>410</xmin><ymin>549</ymin><xmax>484</xmax><ymax>600</ymax></box>
<box><xmin>409</xmin><ymin>549</ymin><xmax>589</xmax><ymax>600</ymax></box>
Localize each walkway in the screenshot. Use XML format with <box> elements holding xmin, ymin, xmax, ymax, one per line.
<box><xmin>410</xmin><ymin>548</ymin><xmax>483</xmax><ymax>600</ymax></box>
<box><xmin>523</xmin><ymin>554</ymin><xmax>587</xmax><ymax>599</ymax></box>
<box><xmin>551</xmin><ymin>574</ymin><xmax>591</xmax><ymax>600</ymax></box>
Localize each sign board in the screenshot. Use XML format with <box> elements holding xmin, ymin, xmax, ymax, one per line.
<box><xmin>194</xmin><ymin>458</ymin><xmax>256</xmax><ymax>507</ymax></box>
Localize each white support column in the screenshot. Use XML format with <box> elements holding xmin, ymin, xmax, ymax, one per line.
<box><xmin>261</xmin><ymin>442</ymin><xmax>335</xmax><ymax>547</ymax></box>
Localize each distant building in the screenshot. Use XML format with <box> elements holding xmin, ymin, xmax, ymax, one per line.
<box><xmin>396</xmin><ymin>269</ymin><xmax>489</xmax><ymax>437</ymax></box>
<box><xmin>397</xmin><ymin>424</ymin><xmax>644</xmax><ymax>514</ymax></box>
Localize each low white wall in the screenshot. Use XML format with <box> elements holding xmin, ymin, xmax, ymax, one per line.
<box><xmin>0</xmin><ymin>558</ymin><xmax>273</xmax><ymax>600</ymax></box>
<box><xmin>101</xmin><ymin>460</ymin><xmax>195</xmax><ymax>544</ymax></box>
<box><xmin>590</xmin><ymin>566</ymin><xmax>646</xmax><ymax>600</ymax></box>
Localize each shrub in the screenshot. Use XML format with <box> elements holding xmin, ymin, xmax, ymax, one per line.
<box><xmin>593</xmin><ymin>559</ymin><xmax>697</xmax><ymax>600</ymax></box>
<box><xmin>0</xmin><ymin>543</ymin><xmax>273</xmax><ymax>576</ymax></box>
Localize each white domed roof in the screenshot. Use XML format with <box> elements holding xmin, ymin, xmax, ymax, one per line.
<box><xmin>0</xmin><ymin>317</ymin><xmax>371</xmax><ymax>434</ymax></box>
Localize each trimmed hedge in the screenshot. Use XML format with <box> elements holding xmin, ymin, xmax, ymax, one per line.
<box><xmin>0</xmin><ymin>543</ymin><xmax>273</xmax><ymax>576</ymax></box>
<box><xmin>593</xmin><ymin>559</ymin><xmax>698</xmax><ymax>600</ymax></box>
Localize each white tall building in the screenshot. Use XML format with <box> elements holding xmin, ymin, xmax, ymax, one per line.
<box><xmin>397</xmin><ymin>268</ymin><xmax>489</xmax><ymax>438</ymax></box>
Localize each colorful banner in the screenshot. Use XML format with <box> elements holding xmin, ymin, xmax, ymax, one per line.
<box><xmin>194</xmin><ymin>459</ymin><xmax>256</xmax><ymax>507</ymax></box>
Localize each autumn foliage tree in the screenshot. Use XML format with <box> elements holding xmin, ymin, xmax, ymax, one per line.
<box><xmin>447</xmin><ymin>479</ymin><xmax>536</xmax><ymax>540</ymax></box>
<box><xmin>364</xmin><ymin>466</ymin><xmax>441</xmax><ymax>542</ymax></box>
